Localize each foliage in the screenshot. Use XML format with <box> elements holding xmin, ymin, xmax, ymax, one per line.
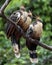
<box><xmin>0</xmin><ymin>0</ymin><xmax>52</xmax><ymax>65</ymax></box>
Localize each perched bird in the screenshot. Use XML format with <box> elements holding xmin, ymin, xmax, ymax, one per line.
<box><xmin>26</xmin><ymin>16</ymin><xmax>43</xmax><ymax>63</ymax></box>
<box><xmin>5</xmin><ymin>13</ymin><xmax>21</xmax><ymax>58</ymax></box>
<box><xmin>5</xmin><ymin>6</ymin><xmax>32</xmax><ymax>58</ymax></box>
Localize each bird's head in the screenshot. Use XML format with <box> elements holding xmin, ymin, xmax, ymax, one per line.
<box><xmin>35</xmin><ymin>16</ymin><xmax>42</xmax><ymax>22</ymax></box>
<box><xmin>20</xmin><ymin>6</ymin><xmax>25</xmax><ymax>11</ymax></box>
<box><xmin>10</xmin><ymin>11</ymin><xmax>21</xmax><ymax>22</ymax></box>
<box><xmin>28</xmin><ymin>11</ymin><xmax>32</xmax><ymax>18</ymax></box>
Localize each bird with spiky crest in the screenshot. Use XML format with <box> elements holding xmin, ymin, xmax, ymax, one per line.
<box><xmin>5</xmin><ymin>6</ymin><xmax>32</xmax><ymax>58</ymax></box>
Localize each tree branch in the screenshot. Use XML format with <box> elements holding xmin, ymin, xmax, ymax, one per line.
<box><xmin>0</xmin><ymin>0</ymin><xmax>52</xmax><ymax>51</ymax></box>
<box><xmin>16</xmin><ymin>27</ymin><xmax>52</xmax><ymax>51</ymax></box>
<box><xmin>0</xmin><ymin>0</ymin><xmax>11</xmax><ymax>13</ymax></box>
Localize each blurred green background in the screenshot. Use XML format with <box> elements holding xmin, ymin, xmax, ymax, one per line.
<box><xmin>0</xmin><ymin>0</ymin><xmax>52</xmax><ymax>65</ymax></box>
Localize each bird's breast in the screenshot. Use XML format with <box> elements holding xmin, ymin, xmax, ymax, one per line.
<box><xmin>32</xmin><ymin>22</ymin><xmax>43</xmax><ymax>38</ymax></box>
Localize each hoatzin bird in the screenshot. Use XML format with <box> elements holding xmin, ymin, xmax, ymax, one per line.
<box><xmin>5</xmin><ymin>6</ymin><xmax>32</xmax><ymax>58</ymax></box>
<box><xmin>26</xmin><ymin>16</ymin><xmax>43</xmax><ymax>63</ymax></box>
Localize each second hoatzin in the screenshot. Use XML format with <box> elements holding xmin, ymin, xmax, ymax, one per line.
<box><xmin>26</xmin><ymin>16</ymin><xmax>43</xmax><ymax>63</ymax></box>
<box><xmin>5</xmin><ymin>6</ymin><xmax>32</xmax><ymax>58</ymax></box>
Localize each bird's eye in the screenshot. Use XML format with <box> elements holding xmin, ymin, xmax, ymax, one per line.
<box><xmin>13</xmin><ymin>12</ymin><xmax>16</xmax><ymax>15</ymax></box>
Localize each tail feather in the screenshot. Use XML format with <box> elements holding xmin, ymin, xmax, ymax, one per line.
<box><xmin>15</xmin><ymin>53</ymin><xmax>20</xmax><ymax>58</ymax></box>
<box><xmin>29</xmin><ymin>51</ymin><xmax>38</xmax><ymax>63</ymax></box>
<box><xmin>12</xmin><ymin>43</ymin><xmax>20</xmax><ymax>58</ymax></box>
<box><xmin>30</xmin><ymin>58</ymin><xmax>38</xmax><ymax>63</ymax></box>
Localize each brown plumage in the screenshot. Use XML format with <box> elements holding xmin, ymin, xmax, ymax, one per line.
<box><xmin>30</xmin><ymin>18</ymin><xmax>43</xmax><ymax>39</ymax></box>
<box><xmin>17</xmin><ymin>9</ymin><xmax>32</xmax><ymax>31</ymax></box>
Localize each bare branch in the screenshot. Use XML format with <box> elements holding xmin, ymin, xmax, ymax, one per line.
<box><xmin>0</xmin><ymin>0</ymin><xmax>11</xmax><ymax>13</ymax></box>
<box><xmin>1</xmin><ymin>13</ymin><xmax>52</xmax><ymax>51</ymax></box>
<box><xmin>28</xmin><ymin>37</ymin><xmax>52</xmax><ymax>51</ymax></box>
<box><xmin>17</xmin><ymin>28</ymin><xmax>52</xmax><ymax>51</ymax></box>
<box><xmin>0</xmin><ymin>0</ymin><xmax>52</xmax><ymax>51</ymax></box>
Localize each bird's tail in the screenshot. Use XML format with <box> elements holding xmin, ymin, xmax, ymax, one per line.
<box><xmin>12</xmin><ymin>43</ymin><xmax>20</xmax><ymax>58</ymax></box>
<box><xmin>29</xmin><ymin>51</ymin><xmax>38</xmax><ymax>63</ymax></box>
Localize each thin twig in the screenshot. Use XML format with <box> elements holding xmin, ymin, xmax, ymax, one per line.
<box><xmin>0</xmin><ymin>0</ymin><xmax>11</xmax><ymax>13</ymax></box>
